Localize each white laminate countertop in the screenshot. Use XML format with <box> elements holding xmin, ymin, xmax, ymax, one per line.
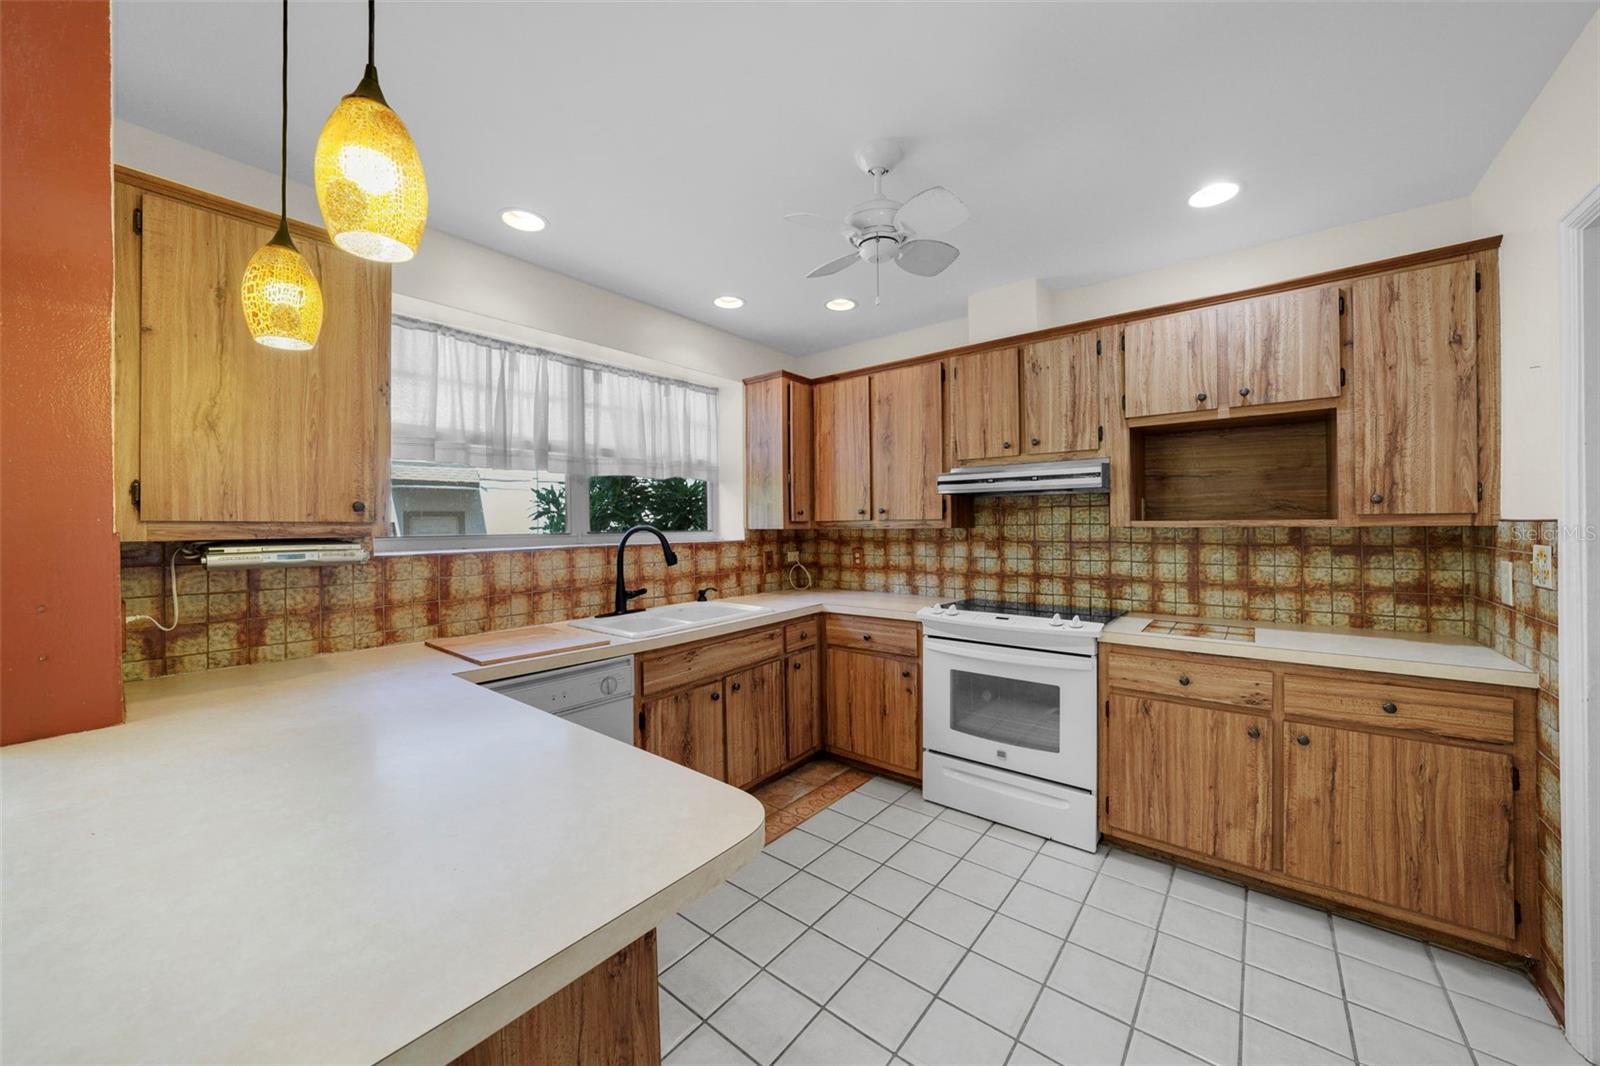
<box><xmin>1102</xmin><ymin>613</ymin><xmax>1540</xmax><ymax>688</ymax></box>
<box><xmin>0</xmin><ymin>589</ymin><xmax>934</xmax><ymax>1066</ymax></box>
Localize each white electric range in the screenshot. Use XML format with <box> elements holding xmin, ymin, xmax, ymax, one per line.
<box><xmin>916</xmin><ymin>598</ymin><xmax>1118</xmax><ymax>852</ymax></box>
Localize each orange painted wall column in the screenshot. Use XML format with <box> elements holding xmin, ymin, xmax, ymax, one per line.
<box><xmin>1</xmin><ymin>1</ymin><xmax>124</xmax><ymax>743</ymax></box>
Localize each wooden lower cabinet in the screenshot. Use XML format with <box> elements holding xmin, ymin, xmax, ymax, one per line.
<box><xmin>639</xmin><ymin>681</ymin><xmax>726</xmax><ymax>782</ymax></box>
<box><xmin>725</xmin><ymin>660</ymin><xmax>786</xmax><ymax>789</ymax></box>
<box><xmin>1103</xmin><ymin>695</ymin><xmax>1270</xmax><ymax>871</ymax></box>
<box><xmin>824</xmin><ymin>647</ymin><xmax>921</xmax><ymax>775</ymax></box>
<box><xmin>785</xmin><ymin>647</ymin><xmax>820</xmax><ymax>760</ymax></box>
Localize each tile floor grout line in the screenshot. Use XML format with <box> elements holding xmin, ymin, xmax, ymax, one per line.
<box><xmin>1326</xmin><ymin>911</ymin><xmax>1361</xmax><ymax>1066</ymax></box>
<box><xmin>1118</xmin><ymin>861</ymin><xmax>1176</xmax><ymax>1066</ymax></box>
<box><xmin>1428</xmin><ymin>942</ymin><xmax>1482</xmax><ymax>1066</ymax></box>
<box><xmin>1236</xmin><ymin>899</ymin><xmax>1249</xmax><ymax>1066</ymax></box>
<box><xmin>1002</xmin><ymin>845</ymin><xmax>1107</xmax><ymax>1066</ymax></box>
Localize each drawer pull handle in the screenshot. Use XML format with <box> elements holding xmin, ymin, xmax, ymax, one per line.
<box><xmin>1177</xmin><ymin>674</ymin><xmax>1191</xmax><ymax>686</ymax></box>
<box><xmin>862</xmin><ymin>633</ymin><xmax>873</xmax><ymax>641</ymax></box>
<box><xmin>1381</xmin><ymin>701</ymin><xmax>1398</xmax><ymax>714</ymax></box>
<box><xmin>1246</xmin><ymin>725</ymin><xmax>1261</xmax><ymax>740</ymax></box>
<box><xmin>731</xmin><ymin>682</ymin><xmax>741</xmax><ymax>692</ymax></box>
<box><xmin>1295</xmin><ymin>734</ymin><xmax>1310</xmax><ymax>746</ymax></box>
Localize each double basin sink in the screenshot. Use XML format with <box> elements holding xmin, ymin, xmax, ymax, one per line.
<box><xmin>569</xmin><ymin>600</ymin><xmax>772</xmax><ymax>639</ymax></box>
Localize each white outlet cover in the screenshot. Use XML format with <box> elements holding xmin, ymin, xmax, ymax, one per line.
<box><xmin>1532</xmin><ymin>543</ymin><xmax>1554</xmax><ymax>590</ymax></box>
<box><xmin>1497</xmin><ymin>559</ymin><xmax>1514</xmax><ymax>605</ymax></box>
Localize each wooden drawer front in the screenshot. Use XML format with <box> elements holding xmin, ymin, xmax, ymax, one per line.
<box><xmin>640</xmin><ymin>626</ymin><xmax>782</xmax><ymax>698</ymax></box>
<box><xmin>1282</xmin><ymin>675</ymin><xmax>1514</xmax><ymax>745</ymax></box>
<box><xmin>785</xmin><ymin>618</ymin><xmax>819</xmax><ymax>651</ymax></box>
<box><xmin>825</xmin><ymin>615</ymin><xmax>919</xmax><ymax>658</ymax></box>
<box><xmin>1105</xmin><ymin>650</ymin><xmax>1272</xmax><ymax>710</ymax></box>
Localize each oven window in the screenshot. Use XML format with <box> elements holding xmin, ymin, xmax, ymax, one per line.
<box><xmin>948</xmin><ymin>670</ymin><xmax>1062</xmax><ymax>752</ymax></box>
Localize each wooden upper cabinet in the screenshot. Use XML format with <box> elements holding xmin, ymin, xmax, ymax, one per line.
<box><xmin>116</xmin><ymin>175</ymin><xmax>390</xmax><ymax>538</ymax></box>
<box><xmin>1283</xmin><ymin>721</ymin><xmax>1515</xmax><ymax>939</ymax></box>
<box><xmin>813</xmin><ymin>376</ymin><xmax>872</xmax><ymax>522</ymax></box>
<box><xmin>744</xmin><ymin>374</ymin><xmax>813</xmax><ymax>529</ymax></box>
<box><xmin>871</xmin><ymin>363</ymin><xmax>944</xmax><ymax>522</ymax></box>
<box><xmin>1021</xmin><ymin>331</ymin><xmax>1101</xmax><ymax>456</ymax></box>
<box><xmin>948</xmin><ymin>348</ymin><xmax>1020</xmax><ymax>463</ymax></box>
<box><xmin>1123</xmin><ymin>308</ymin><xmax>1223</xmax><ymax>419</ymax></box>
<box><xmin>1352</xmin><ymin>260</ymin><xmax>1479</xmax><ymax>517</ymax></box>
<box><xmin>1226</xmin><ymin>284</ymin><xmax>1344</xmax><ymax>409</ymax></box>
<box><xmin>787</xmin><ymin>379</ymin><xmax>814</xmax><ymax>524</ymax></box>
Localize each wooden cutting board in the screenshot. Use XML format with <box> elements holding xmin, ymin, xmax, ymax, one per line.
<box><xmin>426</xmin><ymin>625</ymin><xmax>611</xmax><ymax>666</ymax></box>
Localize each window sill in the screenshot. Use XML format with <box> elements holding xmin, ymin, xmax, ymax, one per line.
<box><xmin>371</xmin><ymin>529</ymin><xmax>737</xmax><ymax>557</ymax></box>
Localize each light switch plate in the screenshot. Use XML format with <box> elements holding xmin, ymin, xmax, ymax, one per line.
<box><xmin>1532</xmin><ymin>544</ymin><xmax>1555</xmax><ymax>590</ymax></box>
<box><xmin>1497</xmin><ymin>560</ymin><xmax>1514</xmax><ymax>605</ymax></box>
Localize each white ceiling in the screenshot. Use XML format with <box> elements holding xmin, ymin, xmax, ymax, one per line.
<box><xmin>113</xmin><ymin>2</ymin><xmax>1595</xmax><ymax>356</ymax></box>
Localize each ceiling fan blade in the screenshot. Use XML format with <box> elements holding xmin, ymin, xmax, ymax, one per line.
<box><xmin>894</xmin><ymin>186</ymin><xmax>968</xmax><ymax>236</ymax></box>
<box><xmin>896</xmin><ymin>239</ymin><xmax>959</xmax><ymax>277</ymax></box>
<box><xmin>785</xmin><ymin>212</ymin><xmax>850</xmax><ymax>235</ymax></box>
<box><xmin>806</xmin><ymin>252</ymin><xmax>860</xmax><ymax>278</ymax></box>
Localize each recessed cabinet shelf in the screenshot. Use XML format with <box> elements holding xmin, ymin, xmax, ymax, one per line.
<box><xmin>1129</xmin><ymin>411</ymin><xmax>1337</xmax><ymax>524</ymax></box>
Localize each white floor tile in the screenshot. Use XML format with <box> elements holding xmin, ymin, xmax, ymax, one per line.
<box><xmin>854</xmin><ymin>866</ymin><xmax>934</xmax><ymax>917</ymax></box>
<box><xmin>1348</xmin><ymin>1005</ymin><xmax>1472</xmax><ymax>1066</ymax></box>
<box><xmin>802</xmin><ymin>808</ymin><xmax>864</xmax><ymax>843</ymax></box>
<box><xmin>901</xmin><ymin>1000</ymin><xmax>1015</xmax><ymax>1066</ymax></box>
<box><xmin>1136</xmin><ymin>977</ymin><xmax>1242</xmax><ymax>1066</ymax></box>
<box><xmin>999</xmin><ymin>881</ymin><xmax>1081</xmax><ymax>938</ymax></box>
<box><xmin>718</xmin><ymin>901</ymin><xmax>808</xmax><ymax>966</ymax></box>
<box><xmin>1330</xmin><ymin>916</ymin><xmax>1436</xmax><ymax>983</ymax></box>
<box><xmin>840</xmin><ymin>823</ymin><xmax>910</xmax><ymax>862</ymax></box>
<box><xmin>1245</xmin><ymin>923</ymin><xmax>1341</xmax><ymax>995</ymax></box>
<box><xmin>733</xmin><ymin>852</ymin><xmax>800</xmax><ymax>897</ymax></box>
<box><xmin>1047</xmin><ymin>943</ymin><xmax>1145</xmax><ymax>1023</ymax></box>
<box><xmin>915</xmin><ymin>818</ymin><xmax>983</xmax><ymax>857</ymax></box>
<box><xmin>1339</xmin><ymin>954</ymin><xmax>1459</xmax><ymax>1040</ymax></box>
<box><xmin>894</xmin><ymin>790</ymin><xmax>947</xmax><ymax>816</ymax></box>
<box><xmin>808</xmin><ymin>845</ymin><xmax>879</xmax><ymax>890</ymax></box>
<box><xmin>1160</xmin><ymin>896</ymin><xmax>1244</xmax><ymax>959</ymax></box>
<box><xmin>830</xmin><ymin>790</ymin><xmax>891</xmax><ymax>822</ymax></box>
<box><xmin>887</xmin><ymin>840</ymin><xmax>962</xmax><ymax>884</ymax></box>
<box><xmin>909</xmin><ymin>887</ymin><xmax>994</xmax><ymax>947</ymax></box>
<box><xmin>941</xmin><ymin>859</ymin><xmax>1017</xmax><ymax>909</ymax></box>
<box><xmin>1149</xmin><ymin>933</ymin><xmax>1243</xmax><ymax>1010</ymax></box>
<box><xmin>1246</xmin><ymin>891</ymin><xmax>1333</xmax><ymax>947</ymax></box>
<box><xmin>873</xmin><ymin>920</ymin><xmax>967</xmax><ymax>991</ymax></box>
<box><xmin>1125</xmin><ymin>1030</ymin><xmax>1208</xmax><ymax>1066</ymax></box>
<box><xmin>710</xmin><ymin>972</ymin><xmax>820</xmax><ymax>1065</ymax></box>
<box><xmin>858</xmin><ymin>776</ymin><xmax>912</xmax><ymax>802</ymax></box>
<box><xmin>972</xmin><ymin>913</ymin><xmax>1064</xmax><ymax>982</ymax></box>
<box><xmin>1166</xmin><ymin>866</ymin><xmax>1245</xmax><ymax>919</ymax></box>
<box><xmin>659</xmin><ymin>914</ymin><xmax>710</xmax><ymax>972</ymax></box>
<box><xmin>828</xmin><ymin>961</ymin><xmax>934</xmax><ymax>1049</ymax></box>
<box><xmin>1020</xmin><ymin>987</ymin><xmax>1130</xmax><ymax>1066</ymax></box>
<box><xmin>968</xmin><ymin>835</ymin><xmax>1038</xmax><ymax>876</ymax></box>
<box><xmin>769</xmin><ymin>929</ymin><xmax>865</xmax><ymax>1004</ymax></box>
<box><xmin>767</xmin><ymin>870</ymin><xmax>847</xmax><ymax>925</ymax></box>
<box><xmin>1452</xmin><ymin>993</ymin><xmax>1587</xmax><ymax>1065</ymax></box>
<box><xmin>661</xmin><ymin>938</ymin><xmax>761</xmax><ymax>1017</ymax></box>
<box><xmin>683</xmin><ymin>882</ymin><xmax>760</xmax><ymax>933</ymax></box>
<box><xmin>777</xmin><ymin>1011</ymin><xmax>891</xmax><ymax>1066</ymax></box>
<box><xmin>1243</xmin><ymin>966</ymin><xmax>1352</xmax><ymax>1058</ymax></box>
<box><xmin>1432</xmin><ymin>949</ymin><xmax>1556</xmax><ymax>1024</ymax></box>
<box><xmin>1040</xmin><ymin>839</ymin><xmax>1106</xmax><ymax>869</ymax></box>
<box><xmin>765</xmin><ymin>828</ymin><xmax>832</xmax><ymax>868</ymax></box>
<box><xmin>1020</xmin><ymin>853</ymin><xmax>1097</xmax><ymax>901</ymax></box>
<box><xmin>942</xmin><ymin>952</ymin><xmax>1043</xmax><ymax>1035</ymax></box>
<box><xmin>661</xmin><ymin>990</ymin><xmax>700</xmax><ymax>1055</ymax></box>
<box><xmin>1069</xmin><ymin>905</ymin><xmax>1157</xmax><ymax>970</ymax></box>
<box><xmin>1085</xmin><ymin>872</ymin><xmax>1167</xmax><ymax>927</ymax></box>
<box><xmin>666</xmin><ymin>1023</ymin><xmax>755</xmax><ymax>1065</ymax></box>
<box><xmin>872</xmin><ymin>804</ymin><xmax>938</xmax><ymax>839</ymax></box>
<box><xmin>985</xmin><ymin>823</ymin><xmax>1047</xmax><ymax>851</ymax></box>
<box><xmin>815</xmin><ymin>895</ymin><xmax>901</xmax><ymax>956</ymax></box>
<box><xmin>1100</xmin><ymin>850</ymin><xmax>1173</xmax><ymax>892</ymax></box>
<box><xmin>1242</xmin><ymin>1017</ymin><xmax>1354</xmax><ymax>1066</ymax></box>
<box><xmin>936</xmin><ymin>807</ymin><xmax>993</xmax><ymax>833</ymax></box>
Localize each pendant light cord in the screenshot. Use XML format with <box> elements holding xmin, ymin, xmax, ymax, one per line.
<box><xmin>368</xmin><ymin>0</ymin><xmax>376</xmax><ymax>67</ymax></box>
<box><xmin>279</xmin><ymin>0</ymin><xmax>288</xmax><ymax>223</ymax></box>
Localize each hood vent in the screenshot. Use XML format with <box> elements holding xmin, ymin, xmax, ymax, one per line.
<box><xmin>936</xmin><ymin>458</ymin><xmax>1109</xmax><ymax>497</ymax></box>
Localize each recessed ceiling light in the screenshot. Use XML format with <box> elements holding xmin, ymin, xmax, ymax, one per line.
<box><xmin>825</xmin><ymin>297</ymin><xmax>856</xmax><ymax>312</ymax></box>
<box><xmin>713</xmin><ymin>295</ymin><xmax>744</xmax><ymax>309</ymax></box>
<box><xmin>1187</xmin><ymin>182</ymin><xmax>1240</xmax><ymax>209</ymax></box>
<box><xmin>500</xmin><ymin>208</ymin><xmax>547</xmax><ymax>232</ymax></box>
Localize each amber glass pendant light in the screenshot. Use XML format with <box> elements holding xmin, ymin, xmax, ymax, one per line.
<box><xmin>241</xmin><ymin>0</ymin><xmax>324</xmax><ymax>350</ymax></box>
<box><xmin>314</xmin><ymin>0</ymin><xmax>427</xmax><ymax>263</ymax></box>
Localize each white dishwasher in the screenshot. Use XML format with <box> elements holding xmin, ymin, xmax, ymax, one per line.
<box><xmin>483</xmin><ymin>655</ymin><xmax>636</xmax><ymax>744</ymax></box>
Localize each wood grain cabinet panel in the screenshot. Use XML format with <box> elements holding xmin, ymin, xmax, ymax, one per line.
<box><xmin>639</xmin><ymin>626</ymin><xmax>783</xmax><ymax>698</ymax></box>
<box><xmin>948</xmin><ymin>348</ymin><xmax>1020</xmax><ymax>463</ymax></box>
<box><xmin>1352</xmin><ymin>260</ymin><xmax>1479</xmax><ymax>517</ymax></box>
<box><xmin>1282</xmin><ymin>675</ymin><xmax>1514</xmax><ymax>745</ymax></box>
<box><xmin>825</xmin><ymin>647</ymin><xmax>920</xmax><ymax>774</ymax></box>
<box><xmin>1103</xmin><ymin>695</ymin><xmax>1271</xmax><ymax>870</ymax></box>
<box><xmin>1104</xmin><ymin>649</ymin><xmax>1272</xmax><ymax>709</ymax></box>
<box><xmin>785</xmin><ymin>647</ymin><xmax>820</xmax><ymax>761</ymax></box>
<box><xmin>787</xmin><ymin>379</ymin><xmax>814</xmax><ymax>524</ymax></box>
<box><xmin>870</xmin><ymin>363</ymin><xmax>944</xmax><ymax>522</ymax></box>
<box><xmin>744</xmin><ymin>375</ymin><xmax>814</xmax><ymax>529</ymax></box>
<box><xmin>725</xmin><ymin>660</ymin><xmax>786</xmax><ymax>788</ymax></box>
<box><xmin>1227</xmin><ymin>284</ymin><xmax>1344</xmax><ymax>409</ymax></box>
<box><xmin>1283</xmin><ymin>722</ymin><xmax>1515</xmax><ymax>939</ymax></box>
<box><xmin>1021</xmin><ymin>332</ymin><xmax>1100</xmax><ymax>456</ymax></box>
<box><xmin>824</xmin><ymin>615</ymin><xmax>920</xmax><ymax>658</ymax></box>
<box><xmin>813</xmin><ymin>376</ymin><xmax>872</xmax><ymax>521</ymax></box>
<box><xmin>640</xmin><ymin>681</ymin><xmax>726</xmax><ymax>782</ymax></box>
<box><xmin>1123</xmin><ymin>307</ymin><xmax>1224</xmax><ymax>419</ymax></box>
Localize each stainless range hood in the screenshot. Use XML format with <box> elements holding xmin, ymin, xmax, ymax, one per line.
<box><xmin>936</xmin><ymin>457</ymin><xmax>1109</xmax><ymax>497</ymax></box>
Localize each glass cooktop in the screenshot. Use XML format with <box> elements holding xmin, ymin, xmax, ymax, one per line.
<box><xmin>943</xmin><ymin>598</ymin><xmax>1122</xmax><ymax>624</ymax></box>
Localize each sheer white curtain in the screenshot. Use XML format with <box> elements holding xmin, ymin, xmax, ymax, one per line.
<box><xmin>391</xmin><ymin>316</ymin><xmax>719</xmax><ymax>481</ymax></box>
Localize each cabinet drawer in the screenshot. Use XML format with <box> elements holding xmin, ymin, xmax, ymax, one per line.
<box><xmin>785</xmin><ymin>618</ymin><xmax>819</xmax><ymax>651</ymax></box>
<box><xmin>825</xmin><ymin>615</ymin><xmax>919</xmax><ymax>658</ymax></box>
<box><xmin>640</xmin><ymin>626</ymin><xmax>783</xmax><ymax>698</ymax></box>
<box><xmin>1282</xmin><ymin>675</ymin><xmax>1514</xmax><ymax>744</ymax></box>
<box><xmin>1105</xmin><ymin>650</ymin><xmax>1272</xmax><ymax>710</ymax></box>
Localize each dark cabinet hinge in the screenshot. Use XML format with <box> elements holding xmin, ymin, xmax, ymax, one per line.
<box><xmin>1104</xmin><ymin>699</ymin><xmax>1110</xmax><ymax>719</ymax></box>
<box><xmin>1095</xmin><ymin>339</ymin><xmax>1103</xmax><ymax>356</ymax></box>
<box><xmin>1105</xmin><ymin>795</ymin><xmax>1112</xmax><ymax>815</ymax></box>
<box><xmin>1338</xmin><ymin>293</ymin><xmax>1346</xmax><ymax>315</ymax></box>
<box><xmin>1340</xmin><ymin>367</ymin><xmax>1346</xmax><ymax>388</ymax></box>
<box><xmin>1119</xmin><ymin>333</ymin><xmax>1125</xmax><ymax>353</ymax></box>
<box><xmin>1120</xmin><ymin>394</ymin><xmax>1126</xmax><ymax>412</ymax></box>
<box><xmin>132</xmin><ymin>207</ymin><xmax>142</xmax><ymax>235</ymax></box>
<box><xmin>1097</xmin><ymin>424</ymin><xmax>1104</xmax><ymax>443</ymax></box>
<box><xmin>940</xmin><ymin>363</ymin><xmax>946</xmax><ymax>383</ymax></box>
<box><xmin>1512</xmin><ymin>765</ymin><xmax>1520</xmax><ymax>791</ymax></box>
<box><xmin>1478</xmin><ymin>481</ymin><xmax>1485</xmax><ymax>502</ymax></box>
<box><xmin>129</xmin><ymin>479</ymin><xmax>141</xmax><ymax>511</ymax></box>
<box><xmin>637</xmin><ymin>710</ymin><xmax>646</xmax><ymax>734</ymax></box>
<box><xmin>1476</xmin><ymin>270</ymin><xmax>1482</xmax><ymax>292</ymax></box>
<box><xmin>1514</xmin><ymin>899</ymin><xmax>1522</xmax><ymax>925</ymax></box>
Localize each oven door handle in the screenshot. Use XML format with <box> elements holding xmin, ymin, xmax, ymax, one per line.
<box><xmin>923</xmin><ymin>637</ymin><xmax>1095</xmax><ymax>671</ymax></box>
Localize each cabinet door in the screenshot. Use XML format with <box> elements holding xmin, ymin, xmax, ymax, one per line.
<box><xmin>640</xmin><ymin>681</ymin><xmax>726</xmax><ymax>782</ymax></box>
<box><xmin>1021</xmin><ymin>332</ymin><xmax>1100</xmax><ymax>455</ymax></box>
<box><xmin>1227</xmin><ymin>284</ymin><xmax>1343</xmax><ymax>409</ymax></box>
<box><xmin>948</xmin><ymin>348</ymin><xmax>1020</xmax><ymax>463</ymax></box>
<box><xmin>787</xmin><ymin>379</ymin><xmax>814</xmax><ymax>524</ymax></box>
<box><xmin>1123</xmin><ymin>307</ymin><xmax>1223</xmax><ymax>419</ymax></box>
<box><xmin>825</xmin><ymin>648</ymin><xmax>920</xmax><ymax>774</ymax></box>
<box><xmin>138</xmin><ymin>193</ymin><xmax>383</xmax><ymax>524</ymax></box>
<box><xmin>1353</xmin><ymin>261</ymin><xmax>1478</xmax><ymax>516</ymax></box>
<box><xmin>785</xmin><ymin>648</ymin><xmax>820</xmax><ymax>761</ymax></box>
<box><xmin>744</xmin><ymin>376</ymin><xmax>785</xmax><ymax>529</ymax></box>
<box><xmin>1103</xmin><ymin>695</ymin><xmax>1271</xmax><ymax>870</ymax></box>
<box><xmin>725</xmin><ymin>660</ymin><xmax>786</xmax><ymax>788</ymax></box>
<box><xmin>871</xmin><ymin>362</ymin><xmax>943</xmax><ymax>522</ymax></box>
<box><xmin>1283</xmin><ymin>722</ymin><xmax>1515</xmax><ymax>939</ymax></box>
<box><xmin>813</xmin><ymin>376</ymin><xmax>871</xmax><ymax>521</ymax></box>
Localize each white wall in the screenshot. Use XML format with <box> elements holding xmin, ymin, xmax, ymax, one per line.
<box><xmin>1471</xmin><ymin>10</ymin><xmax>1600</xmax><ymax>520</ymax></box>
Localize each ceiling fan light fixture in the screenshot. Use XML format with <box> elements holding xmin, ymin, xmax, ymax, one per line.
<box><xmin>825</xmin><ymin>298</ymin><xmax>856</xmax><ymax>312</ymax></box>
<box><xmin>500</xmin><ymin>208</ymin><xmax>547</xmax><ymax>232</ymax></box>
<box><xmin>713</xmin><ymin>295</ymin><xmax>744</xmax><ymax>309</ymax></box>
<box><xmin>1188</xmin><ymin>181</ymin><xmax>1240</xmax><ymax>208</ymax></box>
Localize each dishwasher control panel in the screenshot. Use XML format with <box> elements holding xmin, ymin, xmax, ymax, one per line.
<box><xmin>486</xmin><ymin>656</ymin><xmax>634</xmax><ymax>714</ymax></box>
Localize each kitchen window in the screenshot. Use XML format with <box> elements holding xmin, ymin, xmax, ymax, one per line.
<box><xmin>378</xmin><ymin>316</ymin><xmax>718</xmax><ymax>551</ymax></box>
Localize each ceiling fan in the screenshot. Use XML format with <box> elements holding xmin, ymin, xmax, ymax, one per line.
<box><xmin>784</xmin><ymin>140</ymin><xmax>969</xmax><ymax>304</ymax></box>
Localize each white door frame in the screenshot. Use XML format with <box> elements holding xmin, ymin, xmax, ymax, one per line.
<box><xmin>1559</xmin><ymin>181</ymin><xmax>1600</xmax><ymax>1062</ymax></box>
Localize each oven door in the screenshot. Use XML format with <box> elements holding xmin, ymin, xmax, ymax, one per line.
<box><xmin>922</xmin><ymin>635</ymin><xmax>1097</xmax><ymax>788</ymax></box>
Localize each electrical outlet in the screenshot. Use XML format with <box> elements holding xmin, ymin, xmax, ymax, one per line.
<box><xmin>762</xmin><ymin>548</ymin><xmax>775</xmax><ymax>570</ymax></box>
<box><xmin>852</xmin><ymin>546</ymin><xmax>864</xmax><ymax>566</ymax></box>
<box><xmin>1497</xmin><ymin>559</ymin><xmax>1514</xmax><ymax>606</ymax></box>
<box><xmin>785</xmin><ymin>550</ymin><xmax>800</xmax><ymax>564</ymax></box>
<box><xmin>1532</xmin><ymin>544</ymin><xmax>1555</xmax><ymax>590</ymax></box>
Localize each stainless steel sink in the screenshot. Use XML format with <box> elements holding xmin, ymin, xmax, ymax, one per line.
<box><xmin>569</xmin><ymin>601</ymin><xmax>771</xmax><ymax>639</ymax></box>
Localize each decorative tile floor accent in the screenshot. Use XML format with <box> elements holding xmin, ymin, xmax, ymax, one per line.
<box><xmin>755</xmin><ymin>759</ymin><xmax>876</xmax><ymax>844</ymax></box>
<box><xmin>659</xmin><ymin>776</ymin><xmax>1580</xmax><ymax>1066</ymax></box>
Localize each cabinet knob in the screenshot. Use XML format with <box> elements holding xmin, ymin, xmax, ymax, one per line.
<box><xmin>1295</xmin><ymin>734</ymin><xmax>1310</xmax><ymax>746</ymax></box>
<box><xmin>1177</xmin><ymin>674</ymin><xmax>1191</xmax><ymax>686</ymax></box>
<box><xmin>1247</xmin><ymin>725</ymin><xmax>1261</xmax><ymax>740</ymax></box>
<box><xmin>1030</xmin><ymin>437</ymin><xmax>1041</xmax><ymax>446</ymax></box>
<box><xmin>1381</xmin><ymin>701</ymin><xmax>1398</xmax><ymax>714</ymax></box>
<box><xmin>878</xmin><ymin>507</ymin><xmax>887</xmax><ymax>515</ymax></box>
<box><xmin>710</xmin><ymin>691</ymin><xmax>721</xmax><ymax>702</ymax></box>
<box><xmin>731</xmin><ymin>682</ymin><xmax>741</xmax><ymax>692</ymax></box>
<box><xmin>793</xmin><ymin>660</ymin><xmax>802</xmax><ymax>671</ymax></box>
<box><xmin>1370</xmin><ymin>492</ymin><xmax>1385</xmax><ymax>505</ymax></box>
<box><xmin>857</xmin><ymin>508</ymin><xmax>867</xmax><ymax>516</ymax></box>
<box><xmin>862</xmin><ymin>633</ymin><xmax>873</xmax><ymax>641</ymax></box>
<box><xmin>1196</xmin><ymin>392</ymin><xmax>1208</xmax><ymax>403</ymax></box>
<box><xmin>796</xmin><ymin>509</ymin><xmax>805</xmax><ymax>516</ymax></box>
<box><xmin>351</xmin><ymin>501</ymin><xmax>366</xmax><ymax>514</ymax></box>
<box><xmin>1238</xmin><ymin>386</ymin><xmax>1251</xmax><ymax>398</ymax></box>
<box><xmin>901</xmin><ymin>670</ymin><xmax>911</xmax><ymax>678</ymax></box>
<box><xmin>1002</xmin><ymin>441</ymin><xmax>1012</xmax><ymax>450</ymax></box>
